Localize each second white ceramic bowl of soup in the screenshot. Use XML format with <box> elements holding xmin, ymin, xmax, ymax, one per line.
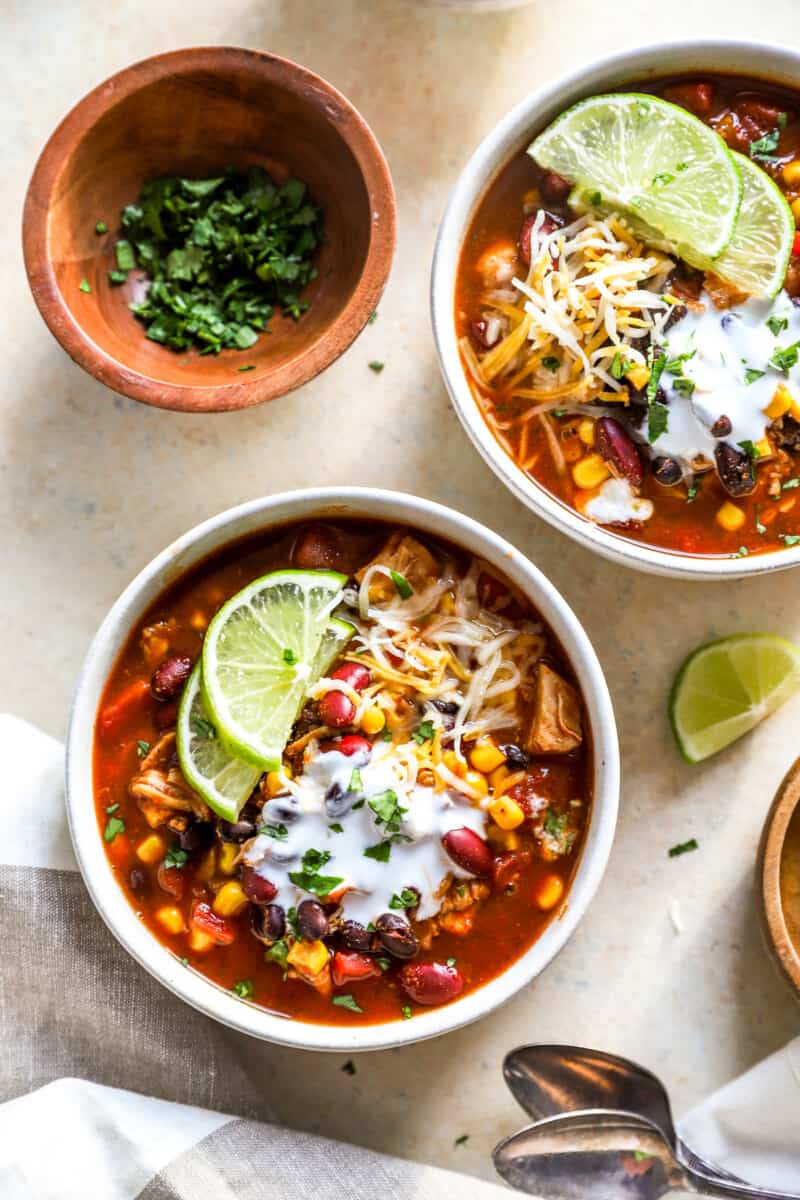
<box><xmin>66</xmin><ymin>487</ymin><xmax>619</xmax><ymax>1052</ymax></box>
<box><xmin>432</xmin><ymin>38</ymin><xmax>800</xmax><ymax>581</ymax></box>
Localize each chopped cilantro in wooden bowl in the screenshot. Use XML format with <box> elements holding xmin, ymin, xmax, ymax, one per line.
<box><xmin>22</xmin><ymin>47</ymin><xmax>396</xmax><ymax>411</ymax></box>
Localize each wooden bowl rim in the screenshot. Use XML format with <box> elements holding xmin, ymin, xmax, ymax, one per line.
<box><xmin>22</xmin><ymin>46</ymin><xmax>396</xmax><ymax>413</ymax></box>
<box><xmin>757</xmin><ymin>755</ymin><xmax>800</xmax><ymax>998</ymax></box>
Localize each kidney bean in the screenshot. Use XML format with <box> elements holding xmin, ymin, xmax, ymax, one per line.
<box><xmin>178</xmin><ymin>821</ymin><xmax>214</xmax><ymax>853</ymax></box>
<box><xmin>296</xmin><ymin>898</ymin><xmax>330</xmax><ymax>941</ymax></box>
<box><xmin>251</xmin><ymin>903</ymin><xmax>285</xmax><ymax>944</ymax></box>
<box><xmin>338</xmin><ymin>735</ymin><xmax>372</xmax><ymax>758</ymax></box>
<box><xmin>291</xmin><ymin>524</ymin><xmax>343</xmax><ymax>570</ymax></box>
<box><xmin>151</xmin><ymin>655</ymin><xmax>193</xmax><ymax>701</ymax></box>
<box><xmin>320</xmin><ymin>691</ymin><xmax>356</xmax><ymax>728</ymax></box>
<box><xmin>375</xmin><ymin>912</ymin><xmax>418</xmax><ymax>959</ymax></box>
<box><xmin>241</xmin><ymin>866</ymin><xmax>277</xmax><ymax>905</ymax></box>
<box><xmin>340</xmin><ymin>920</ymin><xmax>375</xmax><ymax>953</ymax></box>
<box><xmin>331</xmin><ymin>951</ymin><xmax>382</xmax><ymax>987</ymax></box>
<box><xmin>651</xmin><ymin>457</ymin><xmax>683</xmax><ymax>487</ymax></box>
<box><xmin>715</xmin><ymin>442</ymin><xmax>756</xmax><ymax>496</ymax></box>
<box><xmin>154</xmin><ymin>699</ymin><xmax>180</xmax><ymax>730</ymax></box>
<box><xmin>594</xmin><ymin>417</ymin><xmax>644</xmax><ymax>487</ymax></box>
<box><xmin>541</xmin><ymin>170</ymin><xmax>571</xmax><ymax>204</ymax></box>
<box><xmin>191</xmin><ymin>901</ymin><xmax>235</xmax><ymax>945</ymax></box>
<box><xmin>500</xmin><ymin>743</ymin><xmax>529</xmax><ymax>771</ymax></box>
<box><xmin>710</xmin><ymin>414</ymin><xmax>733</xmax><ymax>438</ymax></box>
<box><xmin>442</xmin><ymin>828</ymin><xmax>494</xmax><ymax>878</ymax></box>
<box><xmin>332</xmin><ymin>662</ymin><xmax>371</xmax><ymax>691</ymax></box>
<box><xmin>398</xmin><ymin>961</ymin><xmax>464</xmax><ymax>1006</ymax></box>
<box><xmin>157</xmin><ymin>862</ymin><xmax>185</xmax><ymax>899</ymax></box>
<box><xmin>218</xmin><ymin>817</ymin><xmax>257</xmax><ymax>843</ymax></box>
<box><xmin>519</xmin><ymin>210</ymin><xmax>564</xmax><ymax>265</ymax></box>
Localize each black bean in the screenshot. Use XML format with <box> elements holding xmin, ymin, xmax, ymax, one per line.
<box><xmin>375</xmin><ymin>912</ymin><xmax>418</xmax><ymax>959</ymax></box>
<box><xmin>129</xmin><ymin>868</ymin><xmax>146</xmax><ymax>892</ymax></box>
<box><xmin>218</xmin><ymin>818</ymin><xmax>257</xmax><ymax>843</ymax></box>
<box><xmin>710</xmin><ymin>414</ymin><xmax>733</xmax><ymax>438</ymax></box>
<box><xmin>178</xmin><ymin>821</ymin><xmax>214</xmax><ymax>853</ymax></box>
<box><xmin>663</xmin><ymin>302</ymin><xmax>688</xmax><ymax>333</ymax></box>
<box><xmin>715</xmin><ymin>442</ymin><xmax>756</xmax><ymax>497</ymax></box>
<box><xmin>296</xmin><ymin>899</ymin><xmax>329</xmax><ymax>941</ymax></box>
<box><xmin>325</xmin><ymin>781</ymin><xmax>353</xmax><ymax>819</ymax></box>
<box><xmin>270</xmin><ymin>801</ymin><xmax>299</xmax><ymax>824</ymax></box>
<box><xmin>652</xmin><ymin>457</ymin><xmax>683</xmax><ymax>486</ymax></box>
<box><xmin>431</xmin><ymin>699</ymin><xmax>459</xmax><ymax>715</ymax></box>
<box><xmin>340</xmin><ymin>920</ymin><xmax>375</xmax><ymax>953</ymax></box>
<box><xmin>251</xmin><ymin>904</ymin><xmax>285</xmax><ymax>945</ymax></box>
<box><xmin>500</xmin><ymin>743</ymin><xmax>529</xmax><ymax>771</ymax></box>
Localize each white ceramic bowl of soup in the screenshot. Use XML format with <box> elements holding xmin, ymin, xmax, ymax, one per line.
<box><xmin>432</xmin><ymin>38</ymin><xmax>800</xmax><ymax>580</ymax></box>
<box><xmin>66</xmin><ymin>487</ymin><xmax>619</xmax><ymax>1052</ymax></box>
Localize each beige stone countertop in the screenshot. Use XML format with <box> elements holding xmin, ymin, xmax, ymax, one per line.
<box><xmin>5</xmin><ymin>0</ymin><xmax>800</xmax><ymax>1182</ymax></box>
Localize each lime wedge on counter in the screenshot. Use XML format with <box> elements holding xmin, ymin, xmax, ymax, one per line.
<box><xmin>679</xmin><ymin>152</ymin><xmax>795</xmax><ymax>299</ymax></box>
<box><xmin>177</xmin><ymin>664</ymin><xmax>263</xmax><ymax>821</ymax></box>
<box><xmin>202</xmin><ymin>569</ymin><xmax>353</xmax><ymax>769</ymax></box>
<box><xmin>670</xmin><ymin>634</ymin><xmax>800</xmax><ymax>764</ymax></box>
<box><xmin>530</xmin><ymin>93</ymin><xmax>742</xmax><ymax>259</ymax></box>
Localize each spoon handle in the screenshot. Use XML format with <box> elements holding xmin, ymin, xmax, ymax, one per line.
<box><xmin>687</xmin><ymin>1167</ymin><xmax>800</xmax><ymax>1200</ymax></box>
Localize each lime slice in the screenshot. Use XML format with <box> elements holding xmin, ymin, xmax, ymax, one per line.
<box><xmin>530</xmin><ymin>93</ymin><xmax>741</xmax><ymax>259</ymax></box>
<box><xmin>679</xmin><ymin>153</ymin><xmax>795</xmax><ymax>299</ymax></box>
<box><xmin>202</xmin><ymin>570</ymin><xmax>354</xmax><ymax>769</ymax></box>
<box><xmin>177</xmin><ymin>663</ymin><xmax>262</xmax><ymax>821</ymax></box>
<box><xmin>670</xmin><ymin>634</ymin><xmax>800</xmax><ymax>764</ymax></box>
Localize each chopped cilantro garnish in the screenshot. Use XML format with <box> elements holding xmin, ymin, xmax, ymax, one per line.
<box><xmin>412</xmin><ymin>719</ymin><xmax>435</xmax><ymax>744</ymax></box>
<box><xmin>389</xmin><ymin>888</ymin><xmax>419</xmax><ymax>910</ymax></box>
<box><xmin>377</xmin><ymin>956</ymin><xmax>391</xmax><ymax>971</ymax></box>
<box><xmin>380</xmin><ymin>727</ymin><xmax>393</xmax><ymax>742</ymax></box>
<box><xmin>781</xmin><ymin>533</ymin><xmax>800</xmax><ymax>546</ymax></box>
<box><xmin>673</xmin><ymin>377</ymin><xmax>695</xmax><ymax>398</ymax></box>
<box><xmin>238</xmin><ymin>363</ymin><xmax>256</xmax><ymax>372</ymax></box>
<box><xmin>95</xmin><ymin>220</ymin><xmax>108</xmax><ymax>235</ymax></box>
<box><xmin>342</xmin><ymin>1060</ymin><xmax>357</xmax><ymax>1075</ymax></box>
<box><xmin>260</xmin><ymin>823</ymin><xmax>289</xmax><ymax>840</ymax></box>
<box><xmin>734</xmin><ymin>546</ymin><xmax>749</xmax><ymax>557</ymax></box>
<box><xmin>738</xmin><ymin>440</ymin><xmax>760</xmax><ymax>462</ymax></box>
<box><xmin>368</xmin><ymin>789</ymin><xmax>406</xmax><ymax>833</ymax></box>
<box><xmin>750</xmin><ymin>129</ymin><xmax>780</xmax><ymax>162</ymax></box>
<box><xmin>401</xmin><ymin>1004</ymin><xmax>413</xmax><ymax>1019</ymax></box>
<box><xmin>79</xmin><ymin>278</ymin><xmax>92</xmax><ymax>293</ymax></box>
<box><xmin>165</xmin><ymin>845</ymin><xmax>189</xmax><ymax>870</ymax></box>
<box><xmin>664</xmin><ymin>350</ymin><xmax>695</xmax><ymax>376</ymax></box>
<box><xmin>349</xmin><ymin>768</ymin><xmax>363</xmax><ymax>793</ymax></box>
<box><xmin>136</xmin><ymin>739</ymin><xmax>150</xmax><ymax>758</ymax></box>
<box><xmin>333</xmin><ymin>994</ymin><xmax>364</xmax><ymax>1013</ymax></box>
<box><xmin>755</xmin><ymin>508</ymin><xmax>767</xmax><ymax>536</ymax></box>
<box><xmin>454</xmin><ymin>1135</ymin><xmax>469</xmax><ymax>1147</ymax></box>
<box><xmin>769</xmin><ymin>340</ymin><xmax>800</xmax><ymax>374</ymax></box>
<box><xmin>646</xmin><ymin>349</ymin><xmax>669</xmax><ymax>442</ymax></box>
<box><xmin>669</xmin><ymin>838</ymin><xmax>699</xmax><ymax>858</ymax></box>
<box><xmin>363</xmin><ymin>840</ymin><xmax>392</xmax><ymax>862</ymax></box>
<box><xmin>116</xmin><ymin>169</ymin><xmax>322</xmax><ymax>353</ymax></box>
<box><xmin>633</xmin><ymin>1150</ymin><xmax>652</xmax><ymax>1164</ymax></box>
<box><xmin>232</xmin><ymin>978</ymin><xmax>254</xmax><ymax>999</ymax></box>
<box><xmin>390</xmin><ymin>569</ymin><xmax>413</xmax><ymax>599</ymax></box>
<box><xmin>589</xmin><ymin>190</ymin><xmax>602</xmax><ymax>206</ymax></box>
<box><xmin>446</xmin><ymin>957</ymin><xmax>457</xmax><ymax>967</ymax></box>
<box><xmin>103</xmin><ymin>815</ymin><xmax>125</xmax><ymax>842</ymax></box>
<box><xmin>541</xmin><ymin>355</ymin><xmax>560</xmax><ymax>373</ymax></box>
<box><xmin>108</xmin><ymin>269</ymin><xmax>129</xmax><ymax>286</ymax></box>
<box><xmin>610</xmin><ymin>351</ymin><xmax>632</xmax><ymax>380</ymax></box>
<box><xmin>282</xmin><ymin>647</ymin><xmax>298</xmax><ymax>665</ymax></box>
<box><xmin>329</xmin><ymin>822</ymin><xmax>344</xmax><ymax>834</ymax></box>
<box><xmin>105</xmin><ymin>803</ymin><xmax>120</xmax><ymax>815</ymax></box>
<box><xmin>743</xmin><ymin>367</ymin><xmax>766</xmax><ymax>385</ymax></box>
<box><xmin>265</xmin><ymin>939</ymin><xmax>289</xmax><ymax>968</ymax></box>
<box><xmin>767</xmin><ymin>314</ymin><xmax>789</xmax><ymax>337</ymax></box>
<box><xmin>782</xmin><ymin>478</ymin><xmax>800</xmax><ymax>491</ymax></box>
<box><xmin>686</xmin><ymin>481</ymin><xmax>699</xmax><ymax>504</ymax></box>
<box><xmin>288</xmin><ymin>847</ymin><xmax>344</xmax><ymax>896</ymax></box>
<box><xmin>367</xmin><ymin>310</ymin><xmax>378</xmax><ymax>324</ymax></box>
<box><xmin>368</xmin><ymin>361</ymin><xmax>385</xmax><ymax>373</ymax></box>
<box><xmin>779</xmin><ymin>112</ymin><xmax>789</xmax><ymax>129</ymax></box>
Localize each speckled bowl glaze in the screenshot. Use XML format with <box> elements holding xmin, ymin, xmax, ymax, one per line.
<box><xmin>66</xmin><ymin>488</ymin><xmax>619</xmax><ymax>1052</ymax></box>
<box><xmin>432</xmin><ymin>38</ymin><xmax>800</xmax><ymax>580</ymax></box>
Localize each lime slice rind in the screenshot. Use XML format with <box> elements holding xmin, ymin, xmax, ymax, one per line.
<box><xmin>669</xmin><ymin>634</ymin><xmax>800</xmax><ymax>764</ymax></box>
<box><xmin>202</xmin><ymin>570</ymin><xmax>353</xmax><ymax>769</ymax></box>
<box><xmin>177</xmin><ymin>663</ymin><xmax>263</xmax><ymax>822</ymax></box>
<box><xmin>530</xmin><ymin>92</ymin><xmax>742</xmax><ymax>260</ymax></box>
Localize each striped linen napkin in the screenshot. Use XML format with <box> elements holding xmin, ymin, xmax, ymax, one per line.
<box><xmin>1</xmin><ymin>713</ymin><xmax>798</xmax><ymax>1196</ymax></box>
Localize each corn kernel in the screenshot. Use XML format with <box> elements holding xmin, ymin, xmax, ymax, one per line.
<box><xmin>468</xmin><ymin>737</ymin><xmax>506</xmax><ymax>774</ymax></box>
<box><xmin>792</xmin><ymin>197</ymin><xmax>800</xmax><ymax>227</ymax></box>
<box><xmin>487</xmin><ymin>825</ymin><xmax>521</xmax><ymax>852</ymax></box>
<box><xmin>195</xmin><ymin>846</ymin><xmax>217</xmax><ymax>882</ymax></box>
<box><xmin>287</xmin><ymin>939</ymin><xmax>329</xmax><ymax>976</ymax></box>
<box><xmin>360</xmin><ymin>706</ymin><xmax>386</xmax><ymax>735</ymax></box>
<box><xmin>463</xmin><ymin>769</ymin><xmax>489</xmax><ymax>798</ymax></box>
<box><xmin>577</xmin><ymin>418</ymin><xmax>596</xmax><ymax>447</ymax></box>
<box><xmin>188</xmin><ymin>928</ymin><xmax>216</xmax><ymax>953</ymax></box>
<box><xmin>754</xmin><ymin>437</ymin><xmax>772</xmax><ymax>460</ymax></box>
<box><xmin>265</xmin><ymin>768</ymin><xmax>291</xmax><ymax>797</ymax></box>
<box><xmin>784</xmin><ymin>161</ymin><xmax>800</xmax><ymax>188</ymax></box>
<box><xmin>716</xmin><ymin>501</ymin><xmax>745</xmax><ymax>532</ymax></box>
<box><xmin>218</xmin><ymin>842</ymin><xmax>239</xmax><ymax>876</ymax></box>
<box><xmin>213</xmin><ymin>880</ymin><xmax>248</xmax><ymax>917</ymax></box>
<box><xmin>489</xmin><ymin>765</ymin><xmax>509</xmax><ymax>791</ymax></box>
<box><xmin>626</xmin><ymin>364</ymin><xmax>650</xmax><ymax>391</ymax></box>
<box><xmin>765</xmin><ymin>384</ymin><xmax>794</xmax><ymax>420</ymax></box>
<box><xmin>189</xmin><ymin>610</ymin><xmax>208</xmax><ymax>633</ymax></box>
<box><xmin>535</xmin><ymin>873</ymin><xmax>565</xmax><ymax>911</ymax></box>
<box><xmin>489</xmin><ymin>794</ymin><xmax>526</xmax><ymax>830</ymax></box>
<box><xmin>572</xmin><ymin>453</ymin><xmax>610</xmax><ymax>490</ymax></box>
<box><xmin>155</xmin><ymin>905</ymin><xmax>187</xmax><ymax>935</ymax></box>
<box><xmin>136</xmin><ymin>834</ymin><xmax>165</xmax><ymax>865</ymax></box>
<box><xmin>443</xmin><ymin>749</ymin><xmax>466</xmax><ymax>777</ymax></box>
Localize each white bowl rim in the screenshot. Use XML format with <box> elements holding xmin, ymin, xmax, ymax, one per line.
<box><xmin>66</xmin><ymin>486</ymin><xmax>619</xmax><ymax>1052</ymax></box>
<box><xmin>431</xmin><ymin>37</ymin><xmax>800</xmax><ymax>582</ymax></box>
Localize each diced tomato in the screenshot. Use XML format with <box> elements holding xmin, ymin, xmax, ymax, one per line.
<box><xmin>190</xmin><ymin>900</ymin><xmax>235</xmax><ymax>945</ymax></box>
<box><xmin>661</xmin><ymin>81</ymin><xmax>714</xmax><ymax>117</ymax></box>
<box><xmin>98</xmin><ymin>679</ymin><xmax>151</xmax><ymax>740</ymax></box>
<box><xmin>793</xmin><ymin>231</ymin><xmax>800</xmax><ymax>257</ymax></box>
<box><xmin>331</xmin><ymin>950</ymin><xmax>381</xmax><ymax>986</ymax></box>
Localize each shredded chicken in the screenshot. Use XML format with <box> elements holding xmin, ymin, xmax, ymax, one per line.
<box><xmin>129</xmin><ymin>732</ymin><xmax>210</xmax><ymax>828</ymax></box>
<box><xmin>527</xmin><ymin>664</ymin><xmax>583</xmax><ymax>754</ymax></box>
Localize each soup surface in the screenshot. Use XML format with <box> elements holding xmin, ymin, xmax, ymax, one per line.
<box><xmin>94</xmin><ymin>519</ymin><xmax>592</xmax><ymax>1025</ymax></box>
<box><xmin>457</xmin><ymin>75</ymin><xmax>800</xmax><ymax>557</ymax></box>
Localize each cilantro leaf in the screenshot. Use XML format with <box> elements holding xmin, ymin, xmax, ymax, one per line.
<box><xmin>389</xmin><ymin>888</ymin><xmax>419</xmax><ymax>910</ymax></box>
<box><xmin>412</xmin><ymin>719</ymin><xmax>435</xmax><ymax>744</ymax></box>
<box><xmin>767</xmin><ymin>315</ymin><xmax>789</xmax><ymax>337</ymax></box>
<box><xmin>332</xmin><ymin>994</ymin><xmax>364</xmax><ymax>1013</ymax></box>
<box><xmin>288</xmin><ymin>847</ymin><xmax>344</xmax><ymax>896</ymax></box>
<box><xmin>259</xmin><ymin>823</ymin><xmax>289</xmax><ymax>840</ymax></box>
<box><xmin>232</xmin><ymin>978</ymin><xmax>254</xmax><ymax>999</ymax></box>
<box><xmin>744</xmin><ymin>367</ymin><xmax>766</xmax><ymax>385</ymax></box>
<box><xmin>668</xmin><ymin>838</ymin><xmax>699</xmax><ymax>857</ymax></box>
<box><xmin>750</xmin><ymin>129</ymin><xmax>780</xmax><ymax>161</ymax></box>
<box><xmin>164</xmin><ymin>845</ymin><xmax>189</xmax><ymax>870</ymax></box>
<box><xmin>103</xmin><ymin>815</ymin><xmax>125</xmax><ymax>842</ymax></box>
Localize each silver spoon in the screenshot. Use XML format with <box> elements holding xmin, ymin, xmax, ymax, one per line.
<box><xmin>493</xmin><ymin>1111</ymin><xmax>800</xmax><ymax>1200</ymax></box>
<box><xmin>503</xmin><ymin>1043</ymin><xmax>738</xmax><ymax>1181</ymax></box>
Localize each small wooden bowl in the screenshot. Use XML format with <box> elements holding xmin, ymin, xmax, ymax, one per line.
<box><xmin>757</xmin><ymin>757</ymin><xmax>800</xmax><ymax>1000</ymax></box>
<box><xmin>23</xmin><ymin>48</ymin><xmax>396</xmax><ymax>412</ymax></box>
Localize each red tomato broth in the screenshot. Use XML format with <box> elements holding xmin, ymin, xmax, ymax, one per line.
<box><xmin>94</xmin><ymin>518</ymin><xmax>592</xmax><ymax>1026</ymax></box>
<box><xmin>456</xmin><ymin>75</ymin><xmax>800</xmax><ymax>559</ymax></box>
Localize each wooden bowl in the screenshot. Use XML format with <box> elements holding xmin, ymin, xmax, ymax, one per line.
<box><xmin>22</xmin><ymin>47</ymin><xmax>396</xmax><ymax>412</ymax></box>
<box><xmin>757</xmin><ymin>757</ymin><xmax>800</xmax><ymax>1000</ymax></box>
